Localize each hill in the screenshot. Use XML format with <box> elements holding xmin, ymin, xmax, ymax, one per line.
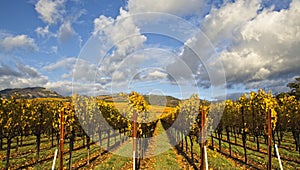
<box><xmin>143</xmin><ymin>94</ymin><xmax>180</xmax><ymax>107</ymax></box>
<box><xmin>0</xmin><ymin>87</ymin><xmax>62</xmax><ymax>99</ymax></box>
<box><xmin>97</xmin><ymin>93</ymin><xmax>181</xmax><ymax>107</ymax></box>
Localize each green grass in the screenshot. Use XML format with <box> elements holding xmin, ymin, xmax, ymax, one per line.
<box><xmin>154</xmin><ymin>121</ymin><xmax>180</xmax><ymax>169</ymax></box>
<box><xmin>1</xmin><ymin>123</ymin><xmax>299</xmax><ymax>169</ymax></box>
<box><xmin>180</xmin><ymin>132</ymin><xmax>243</xmax><ymax>170</ymax></box>
<box><xmin>210</xmin><ymin>135</ymin><xmax>300</xmax><ymax>169</ymax></box>
<box><xmin>155</xmin><ymin>148</ymin><xmax>179</xmax><ymax>169</ymax></box>
<box><xmin>95</xmin><ymin>154</ymin><xmax>130</xmax><ymax>170</ymax></box>
<box><xmin>94</xmin><ymin>141</ymin><xmax>132</xmax><ymax>170</ymax></box>
<box><xmin>0</xmin><ymin>130</ymin><xmax>128</xmax><ymax>169</ymax></box>
<box><xmin>94</xmin><ymin>121</ymin><xmax>181</xmax><ymax>169</ymax></box>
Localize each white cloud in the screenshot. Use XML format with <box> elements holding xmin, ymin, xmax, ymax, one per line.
<box><xmin>93</xmin><ymin>8</ymin><xmax>147</xmax><ymax>56</ymax></box>
<box><xmin>201</xmin><ymin>0</ymin><xmax>300</xmax><ymax>90</ymax></box>
<box><xmin>15</xmin><ymin>63</ymin><xmax>40</xmax><ymax>78</ymax></box>
<box><xmin>57</xmin><ymin>20</ymin><xmax>76</xmax><ymax>43</ymax></box>
<box><xmin>93</xmin><ymin>16</ymin><xmax>114</xmax><ymax>34</ymax></box>
<box><xmin>0</xmin><ymin>64</ymin><xmax>21</xmax><ymax>77</ymax></box>
<box><xmin>201</xmin><ymin>0</ymin><xmax>261</xmax><ymax>48</ymax></box>
<box><xmin>244</xmin><ymin>78</ymin><xmax>293</xmax><ymax>93</ymax></box>
<box><xmin>35</xmin><ymin>0</ymin><xmax>65</xmax><ymax>25</ymax></box>
<box><xmin>76</xmin><ymin>0</ymin><xmax>300</xmax><ymax>95</ymax></box>
<box><xmin>0</xmin><ymin>34</ymin><xmax>38</xmax><ymax>51</ymax></box>
<box><xmin>88</xmin><ymin>8</ymin><xmax>150</xmax><ymax>91</ymax></box>
<box><xmin>216</xmin><ymin>49</ymin><xmax>266</xmax><ymax>83</ymax></box>
<box><xmin>45</xmin><ymin>81</ymin><xmax>109</xmax><ymax>96</ymax></box>
<box><xmin>240</xmin><ymin>0</ymin><xmax>300</xmax><ymax>45</ymax></box>
<box><xmin>61</xmin><ymin>73</ymin><xmax>69</xmax><ymax>79</ymax></box>
<box><xmin>73</xmin><ymin>59</ymin><xmax>99</xmax><ymax>82</ymax></box>
<box><xmin>127</xmin><ymin>0</ymin><xmax>206</xmax><ymax>17</ymax></box>
<box><xmin>111</xmin><ymin>70</ymin><xmax>126</xmax><ymax>81</ymax></box>
<box><xmin>0</xmin><ymin>63</ymin><xmax>48</xmax><ymax>90</ymax></box>
<box><xmin>45</xmin><ymin>81</ymin><xmax>74</xmax><ymax>96</ymax></box>
<box><xmin>51</xmin><ymin>46</ymin><xmax>58</xmax><ymax>54</ymax></box>
<box><xmin>147</xmin><ymin>70</ymin><xmax>168</xmax><ymax>79</ymax></box>
<box><xmin>35</xmin><ymin>25</ymin><xmax>54</xmax><ymax>38</ymax></box>
<box><xmin>253</xmin><ymin>68</ymin><xmax>271</xmax><ymax>80</ymax></box>
<box><xmin>160</xmin><ymin>0</ymin><xmax>299</xmax><ymax>93</ymax></box>
<box><xmin>44</xmin><ymin>57</ymin><xmax>99</xmax><ymax>82</ymax></box>
<box><xmin>165</xmin><ymin>32</ymin><xmax>223</xmax><ymax>89</ymax></box>
<box><xmin>44</xmin><ymin>57</ymin><xmax>77</xmax><ymax>71</ymax></box>
<box><xmin>0</xmin><ymin>58</ymin><xmax>108</xmax><ymax>96</ymax></box>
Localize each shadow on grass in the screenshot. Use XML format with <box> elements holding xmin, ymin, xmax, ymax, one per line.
<box><xmin>212</xmin><ymin>135</ymin><xmax>300</xmax><ymax>164</ymax></box>
<box><xmin>174</xmin><ymin>145</ymin><xmax>199</xmax><ymax>170</ymax></box>
<box><xmin>73</xmin><ymin>139</ymin><xmax>124</xmax><ymax>170</ymax></box>
<box><xmin>14</xmin><ymin>133</ymin><xmax>127</xmax><ymax>169</ymax></box>
<box><xmin>161</xmin><ymin>120</ymin><xmax>199</xmax><ymax>170</ymax></box>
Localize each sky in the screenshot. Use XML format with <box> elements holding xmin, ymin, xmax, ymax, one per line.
<box><xmin>0</xmin><ymin>0</ymin><xmax>299</xmax><ymax>100</ymax></box>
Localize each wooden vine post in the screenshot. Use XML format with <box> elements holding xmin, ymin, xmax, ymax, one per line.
<box><xmin>267</xmin><ymin>109</ymin><xmax>272</xmax><ymax>170</ymax></box>
<box><xmin>241</xmin><ymin>106</ymin><xmax>247</xmax><ymax>164</ymax></box>
<box><xmin>133</xmin><ymin>110</ymin><xmax>137</xmax><ymax>170</ymax></box>
<box><xmin>200</xmin><ymin>106</ymin><xmax>206</xmax><ymax>170</ymax></box>
<box><xmin>59</xmin><ymin>110</ymin><xmax>64</xmax><ymax>170</ymax></box>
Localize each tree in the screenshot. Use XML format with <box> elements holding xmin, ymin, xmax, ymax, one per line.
<box><xmin>73</xmin><ymin>95</ymin><xmax>98</xmax><ymax>165</ymax></box>
<box><xmin>276</xmin><ymin>95</ymin><xmax>290</xmax><ymax>145</ymax></box>
<box><xmin>128</xmin><ymin>91</ymin><xmax>149</xmax><ymax>169</ymax></box>
<box><xmin>63</xmin><ymin>101</ymin><xmax>77</xmax><ymax>170</ymax></box>
<box><xmin>223</xmin><ymin>99</ymin><xmax>237</xmax><ymax>155</ymax></box>
<box><xmin>238</xmin><ymin>93</ymin><xmax>250</xmax><ymax>164</ymax></box>
<box><xmin>279</xmin><ymin>95</ymin><xmax>300</xmax><ymax>152</ymax></box>
<box><xmin>1</xmin><ymin>96</ymin><xmax>22</xmax><ymax>169</ymax></box>
<box><xmin>29</xmin><ymin>99</ymin><xmax>52</xmax><ymax>162</ymax></box>
<box><xmin>177</xmin><ymin>94</ymin><xmax>200</xmax><ymax>161</ymax></box>
<box><xmin>212</xmin><ymin>101</ymin><xmax>225</xmax><ymax>151</ymax></box>
<box><xmin>287</xmin><ymin>77</ymin><xmax>300</xmax><ymax>100</ymax></box>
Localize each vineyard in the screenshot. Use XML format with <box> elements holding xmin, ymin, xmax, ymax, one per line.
<box><xmin>0</xmin><ymin>89</ymin><xmax>300</xmax><ymax>169</ymax></box>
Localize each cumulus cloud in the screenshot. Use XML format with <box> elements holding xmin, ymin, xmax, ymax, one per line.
<box><xmin>127</xmin><ymin>0</ymin><xmax>207</xmax><ymax>17</ymax></box>
<box><xmin>89</xmin><ymin>2</ymin><xmax>213</xmax><ymax>94</ymax></box>
<box><xmin>0</xmin><ymin>64</ymin><xmax>22</xmax><ymax>77</ymax></box>
<box><xmin>44</xmin><ymin>57</ymin><xmax>99</xmax><ymax>82</ymax></box>
<box><xmin>93</xmin><ymin>8</ymin><xmax>146</xmax><ymax>57</ymax></box>
<box><xmin>160</xmin><ymin>0</ymin><xmax>299</xmax><ymax>94</ymax></box>
<box><xmin>57</xmin><ymin>20</ymin><xmax>76</xmax><ymax>43</ymax></box>
<box><xmin>87</xmin><ymin>8</ymin><xmax>150</xmax><ymax>92</ymax></box>
<box><xmin>201</xmin><ymin>0</ymin><xmax>300</xmax><ymax>91</ymax></box>
<box><xmin>35</xmin><ymin>25</ymin><xmax>55</xmax><ymax>38</ymax></box>
<box><xmin>165</xmin><ymin>31</ymin><xmax>225</xmax><ymax>89</ymax></box>
<box><xmin>65</xmin><ymin>0</ymin><xmax>299</xmax><ymax>96</ymax></box>
<box><xmin>51</xmin><ymin>46</ymin><xmax>58</xmax><ymax>54</ymax></box>
<box><xmin>35</xmin><ymin>0</ymin><xmax>65</xmax><ymax>25</ymax></box>
<box><xmin>0</xmin><ymin>58</ymin><xmax>106</xmax><ymax>96</ymax></box>
<box><xmin>98</xmin><ymin>53</ymin><xmax>148</xmax><ymax>88</ymax></box>
<box><xmin>44</xmin><ymin>57</ymin><xmax>77</xmax><ymax>71</ymax></box>
<box><xmin>0</xmin><ymin>34</ymin><xmax>38</xmax><ymax>51</ymax></box>
<box><xmin>0</xmin><ymin>63</ymin><xmax>48</xmax><ymax>90</ymax></box>
<box><xmin>73</xmin><ymin>59</ymin><xmax>99</xmax><ymax>83</ymax></box>
<box><xmin>35</xmin><ymin>25</ymin><xmax>57</xmax><ymax>38</ymax></box>
<box><xmin>0</xmin><ymin>57</ymin><xmax>104</xmax><ymax>96</ymax></box>
<box><xmin>130</xmin><ymin>69</ymin><xmax>169</xmax><ymax>83</ymax></box>
<box><xmin>201</xmin><ymin>0</ymin><xmax>261</xmax><ymax>48</ymax></box>
<box><xmin>147</xmin><ymin>70</ymin><xmax>168</xmax><ymax>79</ymax></box>
<box><xmin>45</xmin><ymin>81</ymin><xmax>109</xmax><ymax>96</ymax></box>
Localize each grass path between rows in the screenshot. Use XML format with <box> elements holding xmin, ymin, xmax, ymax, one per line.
<box><xmin>152</xmin><ymin>120</ymin><xmax>192</xmax><ymax>169</ymax></box>
<box><xmin>94</xmin><ymin>120</ymin><xmax>192</xmax><ymax>169</ymax></box>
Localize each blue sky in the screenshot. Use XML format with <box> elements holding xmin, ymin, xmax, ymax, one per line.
<box><xmin>0</xmin><ymin>0</ymin><xmax>299</xmax><ymax>100</ymax></box>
